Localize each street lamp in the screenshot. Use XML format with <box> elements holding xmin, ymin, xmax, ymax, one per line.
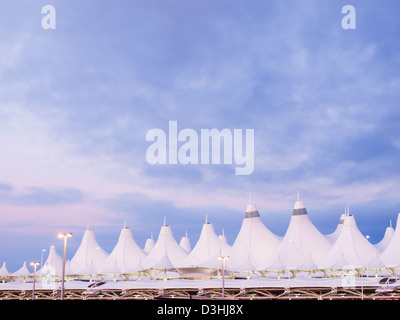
<box><xmin>366</xmin><ymin>235</ymin><xmax>370</xmax><ymax>279</ymax></box>
<box><xmin>218</xmin><ymin>255</ymin><xmax>229</xmax><ymax>298</ymax></box>
<box><xmin>30</xmin><ymin>262</ymin><xmax>40</xmax><ymax>300</ymax></box>
<box><xmin>362</xmin><ymin>235</ymin><xmax>370</xmax><ymax>300</ymax></box>
<box><xmin>40</xmin><ymin>249</ymin><xmax>46</xmax><ymax>273</ymax></box>
<box><xmin>58</xmin><ymin>232</ymin><xmax>72</xmax><ymax>300</ymax></box>
<box><xmin>40</xmin><ymin>249</ymin><xmax>46</xmax><ymax>275</ymax></box>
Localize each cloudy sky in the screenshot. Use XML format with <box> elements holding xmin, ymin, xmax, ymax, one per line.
<box><xmin>1</xmin><ymin>0</ymin><xmax>400</xmax><ymax>271</ymax></box>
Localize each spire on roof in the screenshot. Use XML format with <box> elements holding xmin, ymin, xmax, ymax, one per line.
<box><xmin>99</xmin><ymin>225</ymin><xmax>146</xmax><ymax>274</ymax></box>
<box><xmin>179</xmin><ymin>231</ymin><xmax>192</xmax><ymax>254</ymax></box>
<box><xmin>245</xmin><ymin>195</ymin><xmax>260</xmax><ymax>218</ymax></box>
<box><xmin>181</xmin><ymin>220</ymin><xmax>230</xmax><ymax>269</ymax></box>
<box><xmin>70</xmin><ymin>228</ymin><xmax>109</xmax><ymax>274</ymax></box>
<box><xmin>293</xmin><ymin>193</ymin><xmax>307</xmax><ymax>215</ymax></box>
<box><xmin>144</xmin><ymin>233</ymin><xmax>155</xmax><ymax>254</ymax></box>
<box><xmin>245</xmin><ymin>202</ymin><xmax>260</xmax><ymax>218</ymax></box>
<box><xmin>142</xmin><ymin>220</ymin><xmax>188</xmax><ymax>270</ymax></box>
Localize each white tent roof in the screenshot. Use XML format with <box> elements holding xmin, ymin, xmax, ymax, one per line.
<box><xmin>380</xmin><ymin>213</ymin><xmax>400</xmax><ymax>267</ymax></box>
<box><xmin>295</xmin><ymin>255</ymin><xmax>325</xmax><ymax>278</ymax></box>
<box><xmin>326</xmin><ymin>253</ymin><xmax>351</xmax><ymax>270</ymax></box>
<box><xmin>144</xmin><ymin>234</ymin><xmax>155</xmax><ymax>254</ymax></box>
<box><xmin>101</xmin><ymin>260</ymin><xmax>121</xmax><ymax>275</ymax></box>
<box><xmin>65</xmin><ymin>260</ymin><xmax>74</xmax><ymax>276</ymax></box>
<box><xmin>151</xmin><ymin>253</ymin><xmax>175</xmax><ymax>270</ymax></box>
<box><xmin>181</xmin><ymin>220</ymin><xmax>231</xmax><ymax>268</ymax></box>
<box><xmin>5</xmin><ymin>201</ymin><xmax>400</xmax><ymax>282</ymax></box>
<box><xmin>265</xmin><ymin>255</ymin><xmax>287</xmax><ymax>271</ymax></box>
<box><xmin>297</xmin><ymin>255</ymin><xmax>320</xmax><ymax>271</ymax></box>
<box><xmin>264</xmin><ymin>255</ymin><xmax>290</xmax><ymax>278</ymax></box>
<box><xmin>319</xmin><ymin>214</ymin><xmax>378</xmax><ymax>269</ymax></box>
<box><xmin>0</xmin><ymin>262</ymin><xmax>9</xmax><ymax>277</ymax></box>
<box><xmin>218</xmin><ymin>231</ymin><xmax>228</xmax><ymax>245</ymax></box>
<box><xmin>228</xmin><ymin>202</ymin><xmax>281</xmax><ymax>270</ymax></box>
<box><xmin>375</xmin><ymin>221</ymin><xmax>395</xmax><ymax>253</ymax></box>
<box><xmin>229</xmin><ymin>256</ymin><xmax>258</xmax><ymax>272</ymax></box>
<box><xmin>144</xmin><ymin>252</ymin><xmax>180</xmax><ymax>279</ymax></box>
<box><xmin>266</xmin><ymin>197</ymin><xmax>331</xmax><ymax>269</ymax></box>
<box><xmin>142</xmin><ymin>223</ymin><xmax>188</xmax><ymax>270</ymax></box>
<box><xmin>367</xmin><ymin>252</ymin><xmax>388</xmax><ymax>269</ymax></box>
<box><xmin>78</xmin><ymin>260</ymin><xmax>97</xmax><ymax>275</ymax></box>
<box><xmin>325</xmin><ymin>213</ymin><xmax>346</xmax><ymax>244</ymax></box>
<box><xmin>11</xmin><ymin>261</ymin><xmax>30</xmax><ymax>277</ymax></box>
<box><xmin>99</xmin><ymin>226</ymin><xmax>147</xmax><ymax>274</ymax></box>
<box><xmin>363</xmin><ymin>253</ymin><xmax>392</xmax><ymax>277</ymax></box>
<box><xmin>39</xmin><ymin>245</ymin><xmax>63</xmax><ymax>275</ymax></box>
<box><xmin>179</xmin><ymin>231</ymin><xmax>192</xmax><ymax>254</ymax></box>
<box><xmin>125</xmin><ymin>259</ymin><xmax>146</xmax><ymax>274</ymax></box>
<box><xmin>70</xmin><ymin>229</ymin><xmax>109</xmax><ymax>274</ymax></box>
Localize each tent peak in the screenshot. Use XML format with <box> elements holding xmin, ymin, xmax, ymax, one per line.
<box><xmin>245</xmin><ymin>202</ymin><xmax>260</xmax><ymax>218</ymax></box>
<box><xmin>245</xmin><ymin>193</ymin><xmax>259</xmax><ymax>217</ymax></box>
<box><xmin>293</xmin><ymin>194</ymin><xmax>307</xmax><ymax>215</ymax></box>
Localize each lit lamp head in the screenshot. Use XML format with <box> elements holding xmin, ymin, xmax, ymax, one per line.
<box><xmin>58</xmin><ymin>233</ymin><xmax>73</xmax><ymax>239</ymax></box>
<box><xmin>30</xmin><ymin>262</ymin><xmax>40</xmax><ymax>267</ymax></box>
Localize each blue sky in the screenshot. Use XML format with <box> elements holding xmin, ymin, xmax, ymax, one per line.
<box><xmin>1</xmin><ymin>0</ymin><xmax>400</xmax><ymax>271</ymax></box>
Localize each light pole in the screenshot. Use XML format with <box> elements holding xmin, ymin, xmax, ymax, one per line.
<box><xmin>40</xmin><ymin>249</ymin><xmax>46</xmax><ymax>274</ymax></box>
<box><xmin>362</xmin><ymin>235</ymin><xmax>370</xmax><ymax>300</ymax></box>
<box><xmin>366</xmin><ymin>235</ymin><xmax>370</xmax><ymax>279</ymax></box>
<box><xmin>30</xmin><ymin>262</ymin><xmax>40</xmax><ymax>300</ymax></box>
<box><xmin>58</xmin><ymin>232</ymin><xmax>72</xmax><ymax>300</ymax></box>
<box><xmin>218</xmin><ymin>255</ymin><xmax>229</xmax><ymax>298</ymax></box>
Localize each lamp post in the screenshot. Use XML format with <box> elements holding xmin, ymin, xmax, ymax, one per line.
<box><xmin>218</xmin><ymin>255</ymin><xmax>229</xmax><ymax>298</ymax></box>
<box><xmin>366</xmin><ymin>235</ymin><xmax>370</xmax><ymax>280</ymax></box>
<box><xmin>30</xmin><ymin>262</ymin><xmax>40</xmax><ymax>300</ymax></box>
<box><xmin>362</xmin><ymin>235</ymin><xmax>370</xmax><ymax>300</ymax></box>
<box><xmin>40</xmin><ymin>249</ymin><xmax>46</xmax><ymax>275</ymax></box>
<box><xmin>58</xmin><ymin>232</ymin><xmax>72</xmax><ymax>300</ymax></box>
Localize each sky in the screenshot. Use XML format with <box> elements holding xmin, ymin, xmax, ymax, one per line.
<box><xmin>1</xmin><ymin>0</ymin><xmax>400</xmax><ymax>272</ymax></box>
